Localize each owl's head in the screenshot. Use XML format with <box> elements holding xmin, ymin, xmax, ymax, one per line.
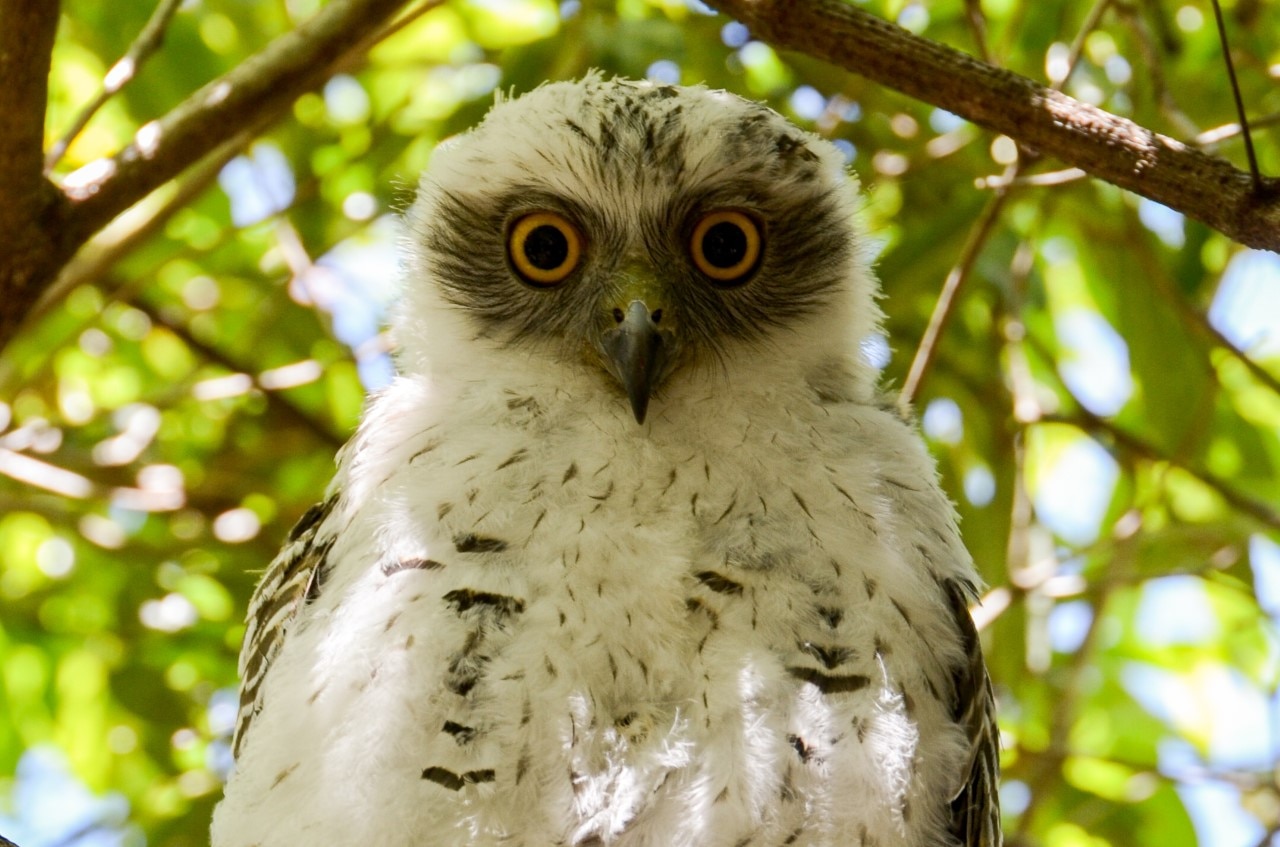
<box><xmin>399</xmin><ymin>75</ymin><xmax>881</xmax><ymax>424</ymax></box>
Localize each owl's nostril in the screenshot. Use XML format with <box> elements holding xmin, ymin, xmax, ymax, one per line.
<box><xmin>613</xmin><ymin>308</ymin><xmax>625</xmax><ymax>323</ymax></box>
<box><xmin>651</xmin><ymin>309</ymin><xmax>663</xmax><ymax>324</ymax></box>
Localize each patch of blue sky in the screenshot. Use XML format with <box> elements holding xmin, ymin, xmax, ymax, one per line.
<box><xmin>922</xmin><ymin>397</ymin><xmax>962</xmax><ymax>444</ymax></box>
<box><xmin>1033</xmin><ymin>435</ymin><xmax>1118</xmax><ymax>545</ymax></box>
<box><xmin>962</xmin><ymin>465</ymin><xmax>995</xmax><ymax>506</ymax></box>
<box><xmin>0</xmin><ymin>747</ymin><xmax>137</xmax><ymax>847</ymax></box>
<box><xmin>1163</xmin><ymin>736</ymin><xmax>1269</xmax><ymax>847</ymax></box>
<box><xmin>1136</xmin><ymin>575</ymin><xmax>1219</xmax><ymax>645</ymax></box>
<box><xmin>218</xmin><ymin>142</ymin><xmax>295</xmax><ymax>228</ymax></box>
<box><xmin>720</xmin><ymin>21</ymin><xmax>749</xmax><ymax>48</ymax></box>
<box><xmin>307</xmin><ymin>214</ymin><xmax>403</xmax><ymax>389</ymax></box>
<box><xmin>1048</xmin><ymin>599</ymin><xmax>1093</xmax><ymax>653</ymax></box>
<box><xmin>928</xmin><ymin>108</ymin><xmax>965</xmax><ymax>134</ymax></box>
<box><xmin>1137</xmin><ymin>198</ymin><xmax>1185</xmax><ymax>249</ymax></box>
<box><xmin>645</xmin><ymin>60</ymin><xmax>680</xmax><ymax>85</ymax></box>
<box><xmin>789</xmin><ymin>86</ymin><xmax>826</xmax><ymax>121</ymax></box>
<box><xmin>1210</xmin><ymin>249</ymin><xmax>1280</xmax><ymax>358</ymax></box>
<box><xmin>1125</xmin><ymin>663</ymin><xmax>1276</xmax><ymax>771</ymax></box>
<box><xmin>1055</xmin><ymin>309</ymin><xmax>1133</xmax><ymax>416</ymax></box>
<box><xmin>1251</xmin><ymin>534</ymin><xmax>1280</xmax><ymax>619</ymax></box>
<box><xmin>323</xmin><ymin>74</ymin><xmax>371</xmax><ymax>125</ymax></box>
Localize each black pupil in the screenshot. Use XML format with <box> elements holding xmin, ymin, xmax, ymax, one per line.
<box><xmin>702</xmin><ymin>221</ymin><xmax>748</xmax><ymax>269</ymax></box>
<box><xmin>523</xmin><ymin>224</ymin><xmax>569</xmax><ymax>271</ymax></box>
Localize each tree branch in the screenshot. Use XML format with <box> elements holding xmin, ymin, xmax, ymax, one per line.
<box><xmin>0</xmin><ymin>0</ymin><xmax>72</xmax><ymax>352</ymax></box>
<box><xmin>0</xmin><ymin>0</ymin><xmax>424</xmax><ymax>352</ymax></box>
<box><xmin>0</xmin><ymin>0</ymin><xmax>58</xmax><ymax>206</ymax></box>
<box><xmin>60</xmin><ymin>0</ymin><xmax>417</xmax><ymax>239</ymax></box>
<box><xmin>44</xmin><ymin>0</ymin><xmax>184</xmax><ymax>170</ymax></box>
<box><xmin>703</xmin><ymin>0</ymin><xmax>1280</xmax><ymax>252</ymax></box>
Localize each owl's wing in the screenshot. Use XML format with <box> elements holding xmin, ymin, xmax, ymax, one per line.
<box><xmin>944</xmin><ymin>577</ymin><xmax>1002</xmax><ymax>847</ymax></box>
<box><xmin>232</xmin><ymin>495</ymin><xmax>338</xmax><ymax>757</ymax></box>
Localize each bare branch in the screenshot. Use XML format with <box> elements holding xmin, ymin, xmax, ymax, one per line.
<box><xmin>703</xmin><ymin>0</ymin><xmax>1280</xmax><ymax>251</ymax></box>
<box><xmin>898</xmin><ymin>184</ymin><xmax>1010</xmax><ymax>411</ymax></box>
<box><xmin>60</xmin><ymin>0</ymin><xmax>423</xmax><ymax>240</ymax></box>
<box><xmin>44</xmin><ymin>0</ymin><xmax>185</xmax><ymax>171</ymax></box>
<box><xmin>0</xmin><ymin>0</ymin><xmax>430</xmax><ymax>352</ymax></box>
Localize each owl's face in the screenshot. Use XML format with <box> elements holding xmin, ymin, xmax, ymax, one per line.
<box><xmin>402</xmin><ymin>76</ymin><xmax>877</xmax><ymax>422</ymax></box>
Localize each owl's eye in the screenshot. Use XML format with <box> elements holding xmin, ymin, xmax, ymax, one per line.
<box><xmin>508</xmin><ymin>212</ymin><xmax>582</xmax><ymax>286</ymax></box>
<box><xmin>690</xmin><ymin>210</ymin><xmax>762</xmax><ymax>286</ymax></box>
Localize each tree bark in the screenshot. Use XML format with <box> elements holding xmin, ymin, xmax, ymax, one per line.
<box><xmin>704</xmin><ymin>0</ymin><xmax>1280</xmax><ymax>252</ymax></box>
<box><xmin>0</xmin><ymin>0</ymin><xmax>72</xmax><ymax>355</ymax></box>
<box><xmin>0</xmin><ymin>0</ymin><xmax>418</xmax><ymax>351</ymax></box>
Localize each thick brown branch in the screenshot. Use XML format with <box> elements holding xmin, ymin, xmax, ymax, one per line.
<box><xmin>704</xmin><ymin>0</ymin><xmax>1280</xmax><ymax>252</ymax></box>
<box><xmin>0</xmin><ymin>0</ymin><xmax>72</xmax><ymax>354</ymax></box>
<box><xmin>0</xmin><ymin>0</ymin><xmax>58</xmax><ymax>204</ymax></box>
<box><xmin>0</xmin><ymin>0</ymin><xmax>423</xmax><ymax>352</ymax></box>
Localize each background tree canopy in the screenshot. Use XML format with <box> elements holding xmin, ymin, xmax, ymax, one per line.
<box><xmin>1</xmin><ymin>0</ymin><xmax>1278</xmax><ymax>845</ymax></box>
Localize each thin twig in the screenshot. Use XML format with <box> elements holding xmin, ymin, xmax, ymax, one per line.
<box><xmin>124</xmin><ymin>296</ymin><xmax>347</xmax><ymax>448</ymax></box>
<box><xmin>34</xmin><ymin>128</ymin><xmax>256</xmax><ymax>324</ymax></box>
<box><xmin>1054</xmin><ymin>0</ymin><xmax>1113</xmax><ymax>91</ymax></box>
<box><xmin>898</xmin><ymin>184</ymin><xmax>1011</xmax><ymax>411</ymax></box>
<box><xmin>962</xmin><ymin>0</ymin><xmax>992</xmax><ymax>64</ymax></box>
<box><xmin>45</xmin><ymin>0</ymin><xmax>184</xmax><ymax>171</ymax></box>
<box><xmin>1209</xmin><ymin>0</ymin><xmax>1262</xmax><ymax>190</ymax></box>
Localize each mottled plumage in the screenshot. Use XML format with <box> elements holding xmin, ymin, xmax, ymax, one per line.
<box><xmin>212</xmin><ymin>75</ymin><xmax>1000</xmax><ymax>847</ymax></box>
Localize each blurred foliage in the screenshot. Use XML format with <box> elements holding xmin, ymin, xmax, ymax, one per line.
<box><xmin>1</xmin><ymin>0</ymin><xmax>1279</xmax><ymax>845</ymax></box>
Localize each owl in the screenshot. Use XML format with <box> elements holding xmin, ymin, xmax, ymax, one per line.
<box><xmin>211</xmin><ymin>75</ymin><xmax>1000</xmax><ymax>847</ymax></box>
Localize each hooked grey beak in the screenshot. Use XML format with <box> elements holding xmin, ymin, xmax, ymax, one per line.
<box><xmin>600</xmin><ymin>300</ymin><xmax>671</xmax><ymax>424</ymax></box>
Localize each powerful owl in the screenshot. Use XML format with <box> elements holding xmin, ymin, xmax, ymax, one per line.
<box><xmin>211</xmin><ymin>75</ymin><xmax>1000</xmax><ymax>847</ymax></box>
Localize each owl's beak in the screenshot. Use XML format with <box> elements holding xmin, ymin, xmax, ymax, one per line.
<box><xmin>600</xmin><ymin>299</ymin><xmax>671</xmax><ymax>424</ymax></box>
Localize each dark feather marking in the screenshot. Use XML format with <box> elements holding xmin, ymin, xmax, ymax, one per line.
<box><xmin>443</xmin><ymin>589</ymin><xmax>525</xmax><ymax>617</ymax></box>
<box><xmin>302</xmin><ymin>538</ymin><xmax>336</xmax><ymax>604</ymax></box>
<box><xmin>791</xmin><ymin>490</ymin><xmax>813</xmax><ymax>518</ymax></box>
<box><xmin>818</xmin><ymin>606</ymin><xmax>843</xmax><ymax>629</ymax></box>
<box><xmin>271</xmin><ymin>762</ymin><xmax>299</xmax><ymax>789</ymax></box>
<box><xmin>787</xmin><ymin>734</ymin><xmax>814</xmax><ymax>763</ymax></box>
<box><xmin>588</xmin><ymin>481</ymin><xmax>613</xmax><ymax>501</ymax></box>
<box><xmin>863</xmin><ymin>575</ymin><xmax>878</xmax><ymax>598</ymax></box>
<box><xmin>453</xmin><ymin>533</ymin><xmax>508</xmax><ymax>553</ymax></box>
<box><xmin>497</xmin><ymin>448</ymin><xmax>528</xmax><ymax>469</ymax></box>
<box><xmin>942</xmin><ymin>577</ymin><xmax>1001</xmax><ymax>847</ymax></box>
<box><xmin>563</xmin><ymin>462</ymin><xmax>578</xmax><ymax>483</ymax></box>
<box><xmin>891</xmin><ymin>597</ymin><xmax>913</xmax><ymax>625</ymax></box>
<box><xmin>882</xmin><ymin>476</ymin><xmax>921</xmax><ymax>492</ymax></box>
<box><xmin>800</xmin><ymin>641</ymin><xmax>853</xmax><ymax>669</ymax></box>
<box><xmin>661</xmin><ymin>467</ymin><xmax>677</xmax><ymax>494</ymax></box>
<box><xmin>696</xmin><ymin>570</ymin><xmax>744</xmax><ymax>595</ymax></box>
<box><xmin>442</xmin><ymin>720</ymin><xmax>477</xmax><ymax>744</ymax></box>
<box><xmin>287</xmin><ymin>498</ymin><xmax>332</xmax><ymax>542</ymax></box>
<box><xmin>456</xmin><ymin>454</ymin><xmax>478</xmax><ymax>465</ymax></box>
<box><xmin>410</xmin><ymin>439</ymin><xmax>441</xmax><ymax>462</ymax></box>
<box><xmin>437</xmin><ymin>502</ymin><xmax>454</xmax><ymax>520</ymax></box>
<box><xmin>714</xmin><ymin>495</ymin><xmax>737</xmax><ymax>524</ymax></box>
<box><xmin>421</xmin><ymin>766</ymin><xmax>494</xmax><ymax>790</ymax></box>
<box><xmin>787</xmin><ymin>667</ymin><xmax>870</xmax><ymax>695</ymax></box>
<box><xmin>382</xmin><ymin>557</ymin><xmax>444</xmax><ymax>576</ymax></box>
